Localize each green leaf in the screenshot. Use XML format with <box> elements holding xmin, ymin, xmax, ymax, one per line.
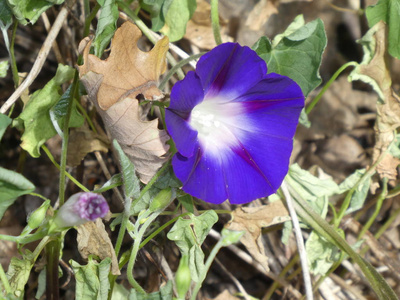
<box><xmin>305</xmin><ymin>230</ymin><xmax>341</xmax><ymax>275</ymax></box>
<box><xmin>0</xmin><ymin>166</ymin><xmax>35</xmax><ymax>220</ymax></box>
<box><xmin>177</xmin><ymin>194</ymin><xmax>194</xmax><ymax>213</ymax></box>
<box><xmin>128</xmin><ymin>280</ymin><xmax>173</xmax><ymax>300</ymax></box>
<box><xmin>0</xmin><ymin>112</ymin><xmax>11</xmax><ymax>142</ymax></box>
<box><xmin>286</xmin><ymin>164</ymin><xmax>339</xmax><ymax>218</ymax></box>
<box><xmin>92</xmin><ymin>173</ymin><xmax>123</xmax><ymax>193</ymax></box>
<box><xmin>160</xmin><ymin>0</ymin><xmax>196</xmax><ymax>42</ymax></box>
<box><xmin>253</xmin><ymin>15</ymin><xmax>327</xmax><ymax>97</ymax></box>
<box><xmin>338</xmin><ymin>169</ymin><xmax>373</xmax><ymax>215</ymax></box>
<box><xmin>35</xmin><ymin>269</ymin><xmax>46</xmax><ymax>300</ymax></box>
<box><xmin>366</xmin><ymin>0</ymin><xmax>400</xmax><ymax>59</ymax></box>
<box><xmin>6</xmin><ymin>250</ymin><xmax>35</xmax><ymax>298</ymax></box>
<box><xmin>94</xmin><ymin>0</ymin><xmax>119</xmax><ymax>57</ymax></box>
<box><xmin>167</xmin><ymin>211</ymin><xmax>218</xmax><ymax>281</ymax></box>
<box><xmin>154</xmin><ymin>166</ymin><xmax>181</xmax><ymax>189</ymax></box>
<box><xmin>220</xmin><ymin>228</ymin><xmax>244</xmax><ymax>246</ymax></box>
<box><xmin>0</xmin><ymin>60</ymin><xmax>9</xmax><ymax>77</ymax></box>
<box><xmin>53</xmin><ymin>85</ymin><xmax>85</xmax><ymax>130</ymax></box>
<box><xmin>71</xmin><ymin>257</ymin><xmax>111</xmax><ymax>300</ymax></box>
<box><xmin>6</xmin><ymin>0</ymin><xmax>65</xmax><ymax>25</ymax></box>
<box><xmin>113</xmin><ymin>140</ymin><xmax>141</xmax><ymax>200</ymax></box>
<box><xmin>15</xmin><ymin>64</ymin><xmax>75</xmax><ymax>157</ymax></box>
<box><xmin>0</xmin><ymin>1</ymin><xmax>13</xmax><ymax>28</ymax></box>
<box><xmin>141</xmin><ymin>0</ymin><xmax>173</xmax><ymax>32</ymax></box>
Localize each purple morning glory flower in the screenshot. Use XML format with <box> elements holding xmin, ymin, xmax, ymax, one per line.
<box><xmin>165</xmin><ymin>43</ymin><xmax>304</xmax><ymax>204</ymax></box>
<box><xmin>53</xmin><ymin>192</ymin><xmax>109</xmax><ymax>228</ymax></box>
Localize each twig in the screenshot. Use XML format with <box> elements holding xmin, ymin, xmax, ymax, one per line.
<box><xmin>41</xmin><ymin>12</ymin><xmax>65</xmax><ymax>64</ymax></box>
<box><xmin>0</xmin><ymin>6</ymin><xmax>70</xmax><ymax>114</ymax></box>
<box><xmin>281</xmin><ymin>181</ymin><xmax>314</xmax><ymax>300</ymax></box>
<box><xmin>208</xmin><ymin>229</ymin><xmax>302</xmax><ymax>299</ymax></box>
<box><xmin>215</xmin><ymin>257</ymin><xmax>252</xmax><ymax>300</ymax></box>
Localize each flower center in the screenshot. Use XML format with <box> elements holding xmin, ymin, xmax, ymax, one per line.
<box><xmin>189</xmin><ymin>100</ymin><xmax>244</xmax><ymax>153</ymax></box>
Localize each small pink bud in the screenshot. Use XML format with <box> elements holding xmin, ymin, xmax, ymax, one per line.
<box><xmin>53</xmin><ymin>192</ymin><xmax>109</xmax><ymax>228</ymax></box>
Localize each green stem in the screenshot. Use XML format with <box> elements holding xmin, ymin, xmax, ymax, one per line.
<box><xmin>75</xmin><ymin>99</ymin><xmax>98</xmax><ymax>133</ymax></box>
<box><xmin>58</xmin><ymin>71</ymin><xmax>80</xmax><ymax>206</ymax></box>
<box><xmin>334</xmin><ymin>152</ymin><xmax>384</xmax><ymax>228</ymax></box>
<box><xmin>159</xmin><ymin>52</ymin><xmax>205</xmax><ymax>90</ymax></box>
<box><xmin>42</xmin><ymin>145</ymin><xmax>89</xmax><ymax>192</ymax></box>
<box><xmin>29</xmin><ymin>192</ymin><xmax>52</xmax><ymax>202</ymax></box>
<box><xmin>374</xmin><ymin>205</ymin><xmax>400</xmax><ymax>240</ymax></box>
<box><xmin>46</xmin><ymin>239</ymin><xmax>61</xmax><ymax>300</ymax></box>
<box><xmin>117</xmin><ymin>1</ymin><xmax>185</xmax><ymax>79</ymax></box>
<box><xmin>190</xmin><ymin>239</ymin><xmax>224</xmax><ymax>300</ymax></box>
<box><xmin>210</xmin><ymin>0</ymin><xmax>222</xmax><ymax>45</ymax></box>
<box><xmin>358</xmin><ymin>178</ymin><xmax>388</xmax><ymax>240</ymax></box>
<box><xmin>306</xmin><ymin>61</ymin><xmax>358</xmax><ymax>114</ymax></box>
<box><xmin>83</xmin><ymin>3</ymin><xmax>101</xmax><ymax>40</ymax></box>
<box><xmin>10</xmin><ymin>20</ymin><xmax>19</xmax><ymax>88</ymax></box>
<box><xmin>0</xmin><ymin>263</ymin><xmax>11</xmax><ymax>296</ymax></box>
<box><xmin>287</xmin><ymin>183</ymin><xmax>397</xmax><ymax>300</ymax></box>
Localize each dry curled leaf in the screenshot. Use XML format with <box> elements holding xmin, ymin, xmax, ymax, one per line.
<box><xmin>357</xmin><ymin>22</ymin><xmax>400</xmax><ymax>180</ymax></box>
<box><xmin>78</xmin><ymin>22</ymin><xmax>170</xmax><ymax>182</ymax></box>
<box><xmin>67</xmin><ymin>126</ymin><xmax>109</xmax><ymax>167</ymax></box>
<box><xmin>226</xmin><ymin>201</ymin><xmax>290</xmax><ymax>272</ymax></box>
<box><xmin>78</xmin><ymin>22</ymin><xmax>169</xmax><ymax>110</ymax></box>
<box><xmin>184</xmin><ymin>0</ymin><xmax>231</xmax><ymax>50</ymax></box>
<box><xmin>77</xmin><ymin>219</ymin><xmax>120</xmax><ymax>275</ymax></box>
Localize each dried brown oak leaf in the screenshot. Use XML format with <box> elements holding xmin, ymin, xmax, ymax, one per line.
<box><xmin>350</xmin><ymin>22</ymin><xmax>400</xmax><ymax>180</ymax></box>
<box><xmin>78</xmin><ymin>22</ymin><xmax>170</xmax><ymax>182</ymax></box>
<box><xmin>225</xmin><ymin>201</ymin><xmax>290</xmax><ymax>272</ymax></box>
<box><xmin>77</xmin><ymin>219</ymin><xmax>120</xmax><ymax>275</ymax></box>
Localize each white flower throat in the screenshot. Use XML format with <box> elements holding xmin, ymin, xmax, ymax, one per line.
<box><xmin>189</xmin><ymin>100</ymin><xmax>244</xmax><ymax>152</ymax></box>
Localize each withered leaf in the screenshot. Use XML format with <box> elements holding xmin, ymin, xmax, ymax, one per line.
<box><xmin>67</xmin><ymin>126</ymin><xmax>109</xmax><ymax>167</ymax></box>
<box><xmin>78</xmin><ymin>22</ymin><xmax>169</xmax><ymax>110</ymax></box>
<box><xmin>351</xmin><ymin>22</ymin><xmax>400</xmax><ymax>180</ymax></box>
<box><xmin>77</xmin><ymin>219</ymin><xmax>120</xmax><ymax>275</ymax></box>
<box><xmin>184</xmin><ymin>0</ymin><xmax>231</xmax><ymax>50</ymax></box>
<box><xmin>78</xmin><ymin>22</ymin><xmax>170</xmax><ymax>182</ymax></box>
<box><xmin>211</xmin><ymin>290</ymin><xmax>241</xmax><ymax>300</ymax></box>
<box><xmin>225</xmin><ymin>201</ymin><xmax>290</xmax><ymax>272</ymax></box>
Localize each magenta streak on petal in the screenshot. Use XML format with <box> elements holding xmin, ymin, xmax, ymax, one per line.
<box><xmin>230</xmin><ymin>140</ymin><xmax>275</xmax><ymax>191</ymax></box>
<box><xmin>204</xmin><ymin>44</ymin><xmax>239</xmax><ymax>98</ymax></box>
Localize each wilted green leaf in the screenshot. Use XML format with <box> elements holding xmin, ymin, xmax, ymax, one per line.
<box><xmin>0</xmin><ymin>112</ymin><xmax>11</xmax><ymax>142</ymax></box>
<box><xmin>0</xmin><ymin>167</ymin><xmax>35</xmax><ymax>220</ymax></box>
<box><xmin>0</xmin><ymin>60</ymin><xmax>9</xmax><ymax>77</ymax></box>
<box><xmin>366</xmin><ymin>0</ymin><xmax>400</xmax><ymax>59</ymax></box>
<box><xmin>141</xmin><ymin>0</ymin><xmax>173</xmax><ymax>32</ymax></box>
<box><xmin>160</xmin><ymin>0</ymin><xmax>196</xmax><ymax>42</ymax></box>
<box><xmin>94</xmin><ymin>0</ymin><xmax>119</xmax><ymax>57</ymax></box>
<box><xmin>6</xmin><ymin>0</ymin><xmax>65</xmax><ymax>25</ymax></box>
<box><xmin>113</xmin><ymin>140</ymin><xmax>141</xmax><ymax>200</ymax></box>
<box><xmin>71</xmin><ymin>257</ymin><xmax>111</xmax><ymax>300</ymax></box>
<box><xmin>6</xmin><ymin>250</ymin><xmax>35</xmax><ymax>298</ymax></box>
<box><xmin>253</xmin><ymin>15</ymin><xmax>327</xmax><ymax>97</ymax></box>
<box><xmin>306</xmin><ymin>230</ymin><xmax>341</xmax><ymax>275</ymax></box>
<box><xmin>15</xmin><ymin>64</ymin><xmax>75</xmax><ymax>157</ymax></box>
<box><xmin>167</xmin><ymin>211</ymin><xmax>218</xmax><ymax>281</ymax></box>
<box><xmin>286</xmin><ymin>164</ymin><xmax>339</xmax><ymax>218</ymax></box>
<box><xmin>220</xmin><ymin>228</ymin><xmax>244</xmax><ymax>246</ymax></box>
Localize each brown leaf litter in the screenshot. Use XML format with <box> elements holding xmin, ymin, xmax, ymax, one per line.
<box><xmin>78</xmin><ymin>22</ymin><xmax>170</xmax><ymax>182</ymax></box>
<box><xmin>226</xmin><ymin>200</ymin><xmax>290</xmax><ymax>272</ymax></box>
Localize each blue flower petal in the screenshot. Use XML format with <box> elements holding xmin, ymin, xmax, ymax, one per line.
<box><xmin>196</xmin><ymin>43</ymin><xmax>267</xmax><ymax>100</ymax></box>
<box><xmin>166</xmin><ymin>71</ymin><xmax>203</xmax><ymax>157</ymax></box>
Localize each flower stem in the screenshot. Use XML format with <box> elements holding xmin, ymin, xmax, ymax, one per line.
<box><xmin>10</xmin><ymin>20</ymin><xmax>19</xmax><ymax>88</ymax></box>
<box><xmin>190</xmin><ymin>239</ymin><xmax>224</xmax><ymax>300</ymax></box>
<box><xmin>305</xmin><ymin>61</ymin><xmax>357</xmax><ymax>114</ymax></box>
<box><xmin>41</xmin><ymin>145</ymin><xmax>89</xmax><ymax>192</ymax></box>
<box><xmin>46</xmin><ymin>239</ymin><xmax>61</xmax><ymax>300</ymax></box>
<box><xmin>210</xmin><ymin>0</ymin><xmax>222</xmax><ymax>45</ymax></box>
<box><xmin>159</xmin><ymin>52</ymin><xmax>205</xmax><ymax>90</ymax></box>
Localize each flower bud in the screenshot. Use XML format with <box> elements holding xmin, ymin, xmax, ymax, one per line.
<box><xmin>175</xmin><ymin>254</ymin><xmax>192</xmax><ymax>299</ymax></box>
<box><xmin>149</xmin><ymin>188</ymin><xmax>174</xmax><ymax>212</ymax></box>
<box><xmin>27</xmin><ymin>200</ymin><xmax>51</xmax><ymax>230</ymax></box>
<box><xmin>53</xmin><ymin>192</ymin><xmax>109</xmax><ymax>229</ymax></box>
